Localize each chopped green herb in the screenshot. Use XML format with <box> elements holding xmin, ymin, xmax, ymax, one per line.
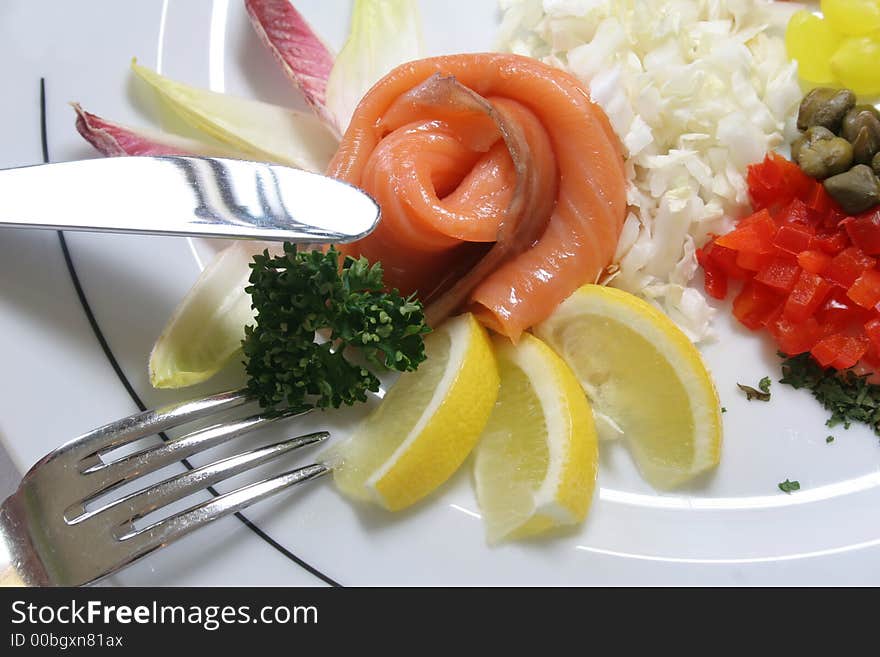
<box><xmin>243</xmin><ymin>244</ymin><xmax>431</xmax><ymax>412</ymax></box>
<box><xmin>779</xmin><ymin>353</ymin><xmax>880</xmax><ymax>435</ymax></box>
<box><xmin>778</xmin><ymin>479</ymin><xmax>800</xmax><ymax>493</ymax></box>
<box><xmin>759</xmin><ymin>376</ymin><xmax>771</xmax><ymax>393</ymax></box>
<box><xmin>737</xmin><ymin>382</ymin><xmax>771</xmax><ymax>402</ymax></box>
<box><xmin>721</xmin><ymin>407</ymin><xmax>727</xmax><ymax>413</ymax></box>
<box><xmin>826</xmin><ymin>435</ymin><xmax>835</xmax><ymax>443</ymax></box>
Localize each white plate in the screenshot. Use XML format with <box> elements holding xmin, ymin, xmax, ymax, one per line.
<box><xmin>2</xmin><ymin>0</ymin><xmax>880</xmax><ymax>586</ymax></box>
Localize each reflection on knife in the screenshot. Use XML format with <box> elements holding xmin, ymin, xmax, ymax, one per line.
<box><xmin>0</xmin><ymin>156</ymin><xmax>380</xmax><ymax>243</ymax></box>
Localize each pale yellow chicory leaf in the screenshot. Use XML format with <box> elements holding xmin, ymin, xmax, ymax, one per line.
<box><xmin>131</xmin><ymin>60</ymin><xmax>339</xmax><ymax>172</ymax></box>
<box><xmin>149</xmin><ymin>241</ymin><xmax>277</xmax><ymax>389</ymax></box>
<box><xmin>325</xmin><ymin>0</ymin><xmax>423</xmax><ymax>133</ymax></box>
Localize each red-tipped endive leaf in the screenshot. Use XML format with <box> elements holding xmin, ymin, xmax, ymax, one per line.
<box><xmin>72</xmin><ymin>103</ymin><xmax>245</xmax><ymax>158</ymax></box>
<box><xmin>245</xmin><ymin>0</ymin><xmax>339</xmax><ymax>134</ymax></box>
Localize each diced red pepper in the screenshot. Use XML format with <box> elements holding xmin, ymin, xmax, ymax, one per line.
<box><xmin>862</xmin><ymin>343</ymin><xmax>880</xmax><ymax>369</ymax></box>
<box><xmin>699</xmin><ymin>240</ymin><xmax>749</xmax><ymax>273</ymax></box>
<box><xmin>701</xmin><ymin>151</ymin><xmax>880</xmax><ymax>373</ymax></box>
<box><xmin>696</xmin><ymin>245</ymin><xmax>720</xmax><ymax>298</ymax></box>
<box><xmin>738</xmin><ymin>209</ymin><xmax>774</xmax><ymax>228</ymax></box>
<box><xmin>733</xmin><ymin>281</ymin><xmax>783</xmax><ymax>330</ymax></box>
<box><xmin>847</xmin><ymin>268</ymin><xmax>880</xmax><ymax>309</ymax></box>
<box><xmin>748</xmin><ymin>154</ymin><xmax>783</xmax><ymax>190</ymax></box>
<box><xmin>702</xmin><ymin>268</ymin><xmax>727</xmax><ymax>300</ymax></box>
<box><xmin>773</xmin><ymin>224</ymin><xmax>816</xmax><ymax>255</ymax></box>
<box><xmin>806</xmin><ymin>182</ymin><xmax>833</xmax><ymax>216</ymax></box>
<box><xmin>748</xmin><ymin>153</ymin><xmax>815</xmax><ymax>206</ymax></box>
<box><xmin>777</xmin><ymin>198</ymin><xmax>811</xmax><ymax>226</ymax></box>
<box><xmin>811</xmin><ymin>333</ymin><xmax>869</xmax><ymax>369</ymax></box>
<box><xmin>736</xmin><ymin>250</ymin><xmax>775</xmax><ymax>272</ymax></box>
<box><xmin>842</xmin><ymin>209</ymin><xmax>880</xmax><ymax>256</ymax></box>
<box><xmin>816</xmin><ymin>289</ymin><xmax>871</xmax><ymax>336</ymax></box>
<box><xmin>706</xmin><ymin>242</ymin><xmax>749</xmax><ymax>280</ymax></box>
<box><xmin>754</xmin><ymin>258</ymin><xmax>801</xmax><ymax>293</ymax></box>
<box><xmin>716</xmin><ymin>209</ymin><xmax>776</xmax><ymax>253</ymax></box>
<box><xmin>697</xmin><ymin>241</ymin><xmax>751</xmax><ymax>299</ymax></box>
<box><xmin>864</xmin><ymin>317</ymin><xmax>880</xmax><ymax>352</ymax></box>
<box><xmin>797</xmin><ymin>250</ymin><xmax>832</xmax><ymax>275</ymax></box>
<box><xmin>822</xmin><ymin>207</ymin><xmax>848</xmax><ymax>231</ymax></box>
<box><xmin>784</xmin><ymin>270</ymin><xmax>833</xmax><ymax>323</ymax></box>
<box><xmin>748</xmin><ymin>186</ymin><xmax>774</xmax><ymax>212</ymax></box>
<box><xmin>747</xmin><ymin>159</ymin><xmax>781</xmax><ymax>211</ymax></box>
<box><xmin>778</xmin><ymin>154</ymin><xmax>817</xmax><ymax>203</ymax></box>
<box><xmin>769</xmin><ymin>315</ymin><xmax>821</xmax><ymax>355</ymax></box>
<box><xmin>816</xmin><ymin>231</ymin><xmax>848</xmax><ymax>256</ymax></box>
<box><xmin>825</xmin><ymin>247</ymin><xmax>877</xmax><ymax>288</ymax></box>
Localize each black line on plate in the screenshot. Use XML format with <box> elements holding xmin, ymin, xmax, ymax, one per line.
<box><xmin>41</xmin><ymin>78</ymin><xmax>341</xmax><ymax>587</ymax></box>
<box><xmin>40</xmin><ymin>80</ymin><xmax>49</xmax><ymax>164</ymax></box>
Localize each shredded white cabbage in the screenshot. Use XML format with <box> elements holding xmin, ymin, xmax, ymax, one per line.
<box><xmin>498</xmin><ymin>0</ymin><xmax>803</xmax><ymax>341</ymax></box>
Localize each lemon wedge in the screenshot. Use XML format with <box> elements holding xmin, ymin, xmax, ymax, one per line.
<box><xmin>533</xmin><ymin>284</ymin><xmax>722</xmax><ymax>489</ymax></box>
<box><xmin>331</xmin><ymin>313</ymin><xmax>499</xmax><ymax>511</ymax></box>
<box><xmin>474</xmin><ymin>333</ymin><xmax>598</xmax><ymax>543</ymax></box>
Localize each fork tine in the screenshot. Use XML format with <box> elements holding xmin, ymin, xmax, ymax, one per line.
<box><xmin>112</xmin><ymin>463</ymin><xmax>330</xmax><ymax>556</ymax></box>
<box><xmin>75</xmin><ymin>432</ymin><xmax>328</xmax><ymax>526</ymax></box>
<box><xmin>75</xmin><ymin>410</ymin><xmax>305</xmax><ymax>507</ymax></box>
<box><xmin>61</xmin><ymin>388</ymin><xmax>251</xmax><ymax>463</ymax></box>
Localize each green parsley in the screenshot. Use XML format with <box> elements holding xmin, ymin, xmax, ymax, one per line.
<box><xmin>242</xmin><ymin>244</ymin><xmax>431</xmax><ymax>412</ymax></box>
<box><xmin>721</xmin><ymin>407</ymin><xmax>727</xmax><ymax>414</ymax></box>
<box><xmin>737</xmin><ymin>381</ymin><xmax>771</xmax><ymax>402</ymax></box>
<box><xmin>779</xmin><ymin>352</ymin><xmax>880</xmax><ymax>435</ymax></box>
<box><xmin>778</xmin><ymin>479</ymin><xmax>800</xmax><ymax>493</ymax></box>
<box><xmin>826</xmin><ymin>435</ymin><xmax>835</xmax><ymax>443</ymax></box>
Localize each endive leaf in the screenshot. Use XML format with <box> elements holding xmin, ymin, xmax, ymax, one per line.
<box><xmin>245</xmin><ymin>0</ymin><xmax>339</xmax><ymax>134</ymax></box>
<box><xmin>325</xmin><ymin>0</ymin><xmax>423</xmax><ymax>133</ymax></box>
<box><xmin>72</xmin><ymin>102</ymin><xmax>247</xmax><ymax>158</ymax></box>
<box><xmin>131</xmin><ymin>59</ymin><xmax>339</xmax><ymax>172</ymax></box>
<box><xmin>149</xmin><ymin>241</ymin><xmax>275</xmax><ymax>389</ymax></box>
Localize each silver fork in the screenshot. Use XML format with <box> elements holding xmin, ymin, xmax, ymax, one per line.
<box><xmin>0</xmin><ymin>388</ymin><xmax>330</xmax><ymax>587</ymax></box>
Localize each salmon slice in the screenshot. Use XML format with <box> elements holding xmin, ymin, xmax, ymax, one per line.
<box><xmin>327</xmin><ymin>53</ymin><xmax>626</xmax><ymax>339</ymax></box>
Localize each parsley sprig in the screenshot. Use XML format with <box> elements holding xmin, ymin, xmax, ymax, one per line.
<box><xmin>779</xmin><ymin>352</ymin><xmax>880</xmax><ymax>435</ymax></box>
<box><xmin>242</xmin><ymin>244</ymin><xmax>430</xmax><ymax>412</ymax></box>
<box><xmin>737</xmin><ymin>376</ymin><xmax>772</xmax><ymax>402</ymax></box>
<box><xmin>778</xmin><ymin>479</ymin><xmax>800</xmax><ymax>494</ymax></box>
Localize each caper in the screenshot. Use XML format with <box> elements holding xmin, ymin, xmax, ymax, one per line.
<box><xmin>792</xmin><ymin>136</ymin><xmax>805</xmax><ymax>163</ymax></box>
<box><xmin>841</xmin><ymin>105</ymin><xmax>880</xmax><ymax>139</ymax></box>
<box><xmin>841</xmin><ymin>105</ymin><xmax>880</xmax><ymax>165</ymax></box>
<box><xmin>873</xmin><ymin>151</ymin><xmax>880</xmax><ymax>177</ymax></box>
<box><xmin>797</xmin><ymin>88</ymin><xmax>857</xmax><ymax>133</ymax></box>
<box><xmin>794</xmin><ymin>126</ymin><xmax>853</xmax><ymax>179</ymax></box>
<box><xmin>792</xmin><ymin>125</ymin><xmax>834</xmax><ymax>162</ymax></box>
<box><xmin>823</xmin><ymin>164</ymin><xmax>880</xmax><ymax>214</ymax></box>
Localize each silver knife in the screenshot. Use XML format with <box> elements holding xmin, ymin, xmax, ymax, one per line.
<box><xmin>0</xmin><ymin>156</ymin><xmax>380</xmax><ymax>243</ymax></box>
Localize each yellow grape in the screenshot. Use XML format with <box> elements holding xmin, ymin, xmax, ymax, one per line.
<box><xmin>785</xmin><ymin>10</ymin><xmax>843</xmax><ymax>84</ymax></box>
<box><xmin>821</xmin><ymin>0</ymin><xmax>880</xmax><ymax>36</ymax></box>
<box><xmin>830</xmin><ymin>36</ymin><xmax>880</xmax><ymax>94</ymax></box>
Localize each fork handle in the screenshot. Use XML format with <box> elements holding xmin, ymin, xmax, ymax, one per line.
<box><xmin>0</xmin><ymin>500</ymin><xmax>40</xmax><ymax>586</ymax></box>
<box><xmin>0</xmin><ymin>563</ymin><xmax>27</xmax><ymax>587</ymax></box>
<box><xmin>0</xmin><ymin>550</ymin><xmax>28</xmax><ymax>588</ymax></box>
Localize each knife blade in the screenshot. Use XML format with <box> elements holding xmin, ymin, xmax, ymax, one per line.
<box><xmin>0</xmin><ymin>156</ymin><xmax>380</xmax><ymax>243</ymax></box>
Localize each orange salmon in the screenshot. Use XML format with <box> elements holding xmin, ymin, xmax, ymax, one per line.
<box><xmin>327</xmin><ymin>53</ymin><xmax>626</xmax><ymax>339</ymax></box>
